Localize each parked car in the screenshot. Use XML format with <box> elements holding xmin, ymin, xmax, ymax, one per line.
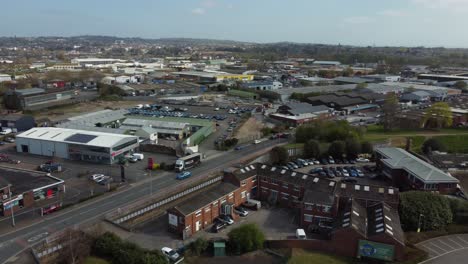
<box><xmin>342</xmin><ymin>169</ymin><xmax>349</xmax><ymax>177</ymax></box>
<box><xmin>176</xmin><ymin>171</ymin><xmax>192</xmax><ymax>180</ymax></box>
<box><xmin>211</xmin><ymin>219</ymin><xmax>227</xmax><ymax>233</ymax></box>
<box><xmin>234</xmin><ymin>206</ymin><xmax>249</xmax><ymax>217</ymax></box>
<box><xmin>288</xmin><ymin>162</ymin><xmax>298</xmax><ymax>169</ymax></box>
<box><xmin>97</xmin><ymin>177</ymin><xmax>113</xmax><ymax>185</ymax></box>
<box><xmin>356</xmin><ymin>169</ymin><xmax>364</xmax><ymax>177</ymax></box>
<box><xmin>4</xmin><ymin>138</ymin><xmax>15</xmax><ymax>143</ymax></box>
<box><xmin>342</xmin><ymin>177</ymin><xmax>358</xmax><ymax>183</ymax></box>
<box><xmin>128</xmin><ymin>156</ymin><xmax>138</xmax><ymax>163</ymax></box>
<box><xmin>321</xmin><ymin>158</ymin><xmax>329</xmax><ymax>165</ymax></box>
<box><xmin>312</xmin><ymin>159</ymin><xmax>320</xmax><ymax>165</ymax></box>
<box><xmin>328</xmin><ymin>156</ymin><xmax>335</xmax><ymax>164</ymax></box>
<box><xmin>161</xmin><ymin>247</ymin><xmax>180</xmax><ymax>261</ymax></box>
<box><xmin>356</xmin><ymin>158</ymin><xmax>370</xmax><ymax>163</ymax></box>
<box><xmin>218</xmin><ymin>215</ymin><xmax>234</xmax><ymax>225</ymax></box>
<box><xmin>242</xmin><ymin>201</ymin><xmax>260</xmax><ymax>210</ymax></box>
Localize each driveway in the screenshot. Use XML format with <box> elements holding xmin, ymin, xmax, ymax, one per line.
<box><xmin>417</xmin><ymin>234</ymin><xmax>468</xmax><ymax>263</ymax></box>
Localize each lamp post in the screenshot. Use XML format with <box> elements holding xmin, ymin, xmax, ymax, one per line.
<box><xmin>8</xmin><ymin>184</ymin><xmax>15</xmax><ymax>227</ymax></box>
<box><xmin>417</xmin><ymin>213</ymin><xmax>424</xmax><ymax>233</ymax></box>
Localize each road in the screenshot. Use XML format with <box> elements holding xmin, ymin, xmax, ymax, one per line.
<box><xmin>0</xmin><ymin>139</ymin><xmax>285</xmax><ymax>263</ymax></box>
<box><xmin>417</xmin><ymin>234</ymin><xmax>468</xmax><ymax>264</ymax></box>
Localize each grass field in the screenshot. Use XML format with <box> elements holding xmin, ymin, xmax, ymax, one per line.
<box><xmin>84</xmin><ymin>256</ymin><xmax>109</xmax><ymax>264</ymax></box>
<box><xmin>228</xmin><ymin>89</ymin><xmax>257</xmax><ymax>99</ymax></box>
<box><xmin>287</xmin><ymin>249</ymin><xmax>354</xmax><ymax>264</ymax></box>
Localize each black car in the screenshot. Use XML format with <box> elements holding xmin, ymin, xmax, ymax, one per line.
<box><xmin>321</xmin><ymin>158</ymin><xmax>329</xmax><ymax>165</ymax></box>
<box><xmin>211</xmin><ymin>220</ymin><xmax>227</xmax><ymax>233</ymax></box>
<box><xmin>342</xmin><ymin>177</ymin><xmax>358</xmax><ymax>183</ymax></box>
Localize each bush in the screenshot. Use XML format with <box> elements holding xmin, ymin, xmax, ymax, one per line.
<box><xmin>422</xmin><ymin>138</ymin><xmax>446</xmax><ymax>154</ymax></box>
<box><xmin>328</xmin><ymin>140</ymin><xmax>346</xmax><ymax>159</ymax></box>
<box><xmin>228</xmin><ymin>224</ymin><xmax>265</xmax><ymax>254</ymax></box>
<box><xmin>304</xmin><ymin>139</ymin><xmax>320</xmax><ymax>158</ymax></box>
<box><xmin>188</xmin><ymin>237</ymin><xmax>209</xmax><ymax>256</ymax></box>
<box><xmin>93</xmin><ymin>232</ymin><xmax>168</xmax><ymax>264</ymax></box>
<box><xmin>448</xmin><ymin>198</ymin><xmax>468</xmax><ymax>224</ymax></box>
<box><xmin>399</xmin><ymin>191</ymin><xmax>452</xmax><ymax>232</ymax></box>
<box><xmin>361</xmin><ymin>141</ymin><xmax>373</xmax><ymax>154</ymax></box>
<box><xmin>270</xmin><ymin>146</ymin><xmax>289</xmax><ymax>165</ymax></box>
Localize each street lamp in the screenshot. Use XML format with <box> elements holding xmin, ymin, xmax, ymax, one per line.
<box><xmin>417</xmin><ymin>213</ymin><xmax>425</xmax><ymax>233</ymax></box>
<box><xmin>7</xmin><ymin>184</ymin><xmax>15</xmax><ymax>227</ymax></box>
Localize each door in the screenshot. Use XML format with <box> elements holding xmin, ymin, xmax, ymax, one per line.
<box><xmin>196</xmin><ymin>221</ymin><xmax>201</xmax><ymax>232</ymax></box>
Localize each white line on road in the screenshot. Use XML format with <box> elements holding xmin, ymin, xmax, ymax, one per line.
<box><xmin>419</xmin><ymin>247</ymin><xmax>468</xmax><ymax>264</ymax></box>
<box><xmin>429</xmin><ymin>242</ymin><xmax>448</xmax><ymax>253</ymax></box>
<box><xmin>448</xmin><ymin>238</ymin><xmax>463</xmax><ymax>248</ymax></box>
<box><xmin>79</xmin><ymin>208</ymin><xmax>97</xmax><ymax>215</ymax></box>
<box><xmin>437</xmin><ymin>239</ymin><xmax>457</xmax><ymax>250</ymax></box>
<box><xmin>457</xmin><ymin>235</ymin><xmax>468</xmax><ymax>245</ymax></box>
<box><xmin>421</xmin><ymin>244</ymin><xmax>442</xmax><ymax>255</ymax></box>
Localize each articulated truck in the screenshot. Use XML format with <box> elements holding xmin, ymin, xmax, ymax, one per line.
<box><xmin>175</xmin><ymin>153</ymin><xmax>202</xmax><ymax>172</ymax></box>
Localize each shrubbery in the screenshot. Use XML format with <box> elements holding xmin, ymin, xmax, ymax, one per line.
<box><xmin>93</xmin><ymin>232</ymin><xmax>168</xmax><ymax>264</ymax></box>
<box><xmin>228</xmin><ymin>224</ymin><xmax>265</xmax><ymax>254</ymax></box>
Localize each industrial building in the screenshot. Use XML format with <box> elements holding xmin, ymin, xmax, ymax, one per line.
<box><xmin>15</xmin><ymin>127</ymin><xmax>139</xmax><ymax>164</ymax></box>
<box><xmin>3</xmin><ymin>88</ymin><xmax>78</xmax><ymax>110</ymax></box>
<box><xmin>0</xmin><ymin>114</ymin><xmax>35</xmax><ymax>132</ymax></box>
<box><xmin>173</xmin><ymin>71</ymin><xmax>254</xmax><ymax>83</ymax></box>
<box><xmin>0</xmin><ymin>166</ymin><xmax>65</xmax><ymax>216</ymax></box>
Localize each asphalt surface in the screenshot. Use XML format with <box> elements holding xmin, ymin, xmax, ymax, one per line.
<box><xmin>0</xmin><ymin>138</ymin><xmax>285</xmax><ymax>264</ymax></box>
<box><xmin>418</xmin><ymin>234</ymin><xmax>468</xmax><ymax>264</ymax></box>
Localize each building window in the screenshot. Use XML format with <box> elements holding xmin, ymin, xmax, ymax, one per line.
<box><xmin>241</xmin><ymin>180</ymin><xmax>246</xmax><ymax>186</ymax></box>
<box><xmin>304</xmin><ymin>203</ymin><xmax>314</xmax><ymax>210</ymax></box>
<box><xmin>282</xmin><ymin>193</ymin><xmax>289</xmax><ymax>200</ymax></box>
<box><xmin>212</xmin><ymin>201</ymin><xmax>218</xmax><ymax>206</ymax></box>
<box><xmin>425</xmin><ymin>183</ymin><xmax>438</xmax><ymax>190</ymax></box>
<box><xmin>241</xmin><ymin>191</ymin><xmax>246</xmax><ymax>199</ymax></box>
<box><xmin>195</xmin><ymin>210</ymin><xmax>202</xmax><ymax>217</ymax></box>
<box><xmin>252</xmin><ymin>177</ymin><xmax>257</xmax><ymax>182</ymax></box>
<box><xmin>271</xmin><ymin>179</ymin><xmax>278</xmax><ymax>185</ymax></box>
<box><xmin>262</xmin><ymin>177</ymin><xmax>268</xmax><ymax>182</ymax></box>
<box><xmin>205</xmin><ymin>207</ymin><xmax>210</xmax><ymax>213</ymax></box>
<box><xmin>221</xmin><ymin>199</ymin><xmax>227</xmax><ymax>204</ymax></box>
<box><xmin>293</xmin><ymin>187</ymin><xmax>300</xmax><ymax>192</ymax></box>
<box><xmin>323</xmin><ymin>206</ymin><xmax>332</xmax><ymax>213</ymax></box>
<box><xmin>282</xmin><ymin>184</ymin><xmax>288</xmax><ymax>189</ymax></box>
<box><xmin>304</xmin><ymin>214</ymin><xmax>313</xmax><ymax>222</ymax></box>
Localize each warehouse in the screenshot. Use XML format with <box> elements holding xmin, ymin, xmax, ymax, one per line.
<box><xmin>15</xmin><ymin>127</ymin><xmax>139</xmax><ymax>164</ymax></box>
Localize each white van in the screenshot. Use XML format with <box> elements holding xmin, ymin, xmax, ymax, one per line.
<box><xmin>296</xmin><ymin>229</ymin><xmax>306</xmax><ymax>239</ymax></box>
<box><xmin>132</xmin><ymin>153</ymin><xmax>144</xmax><ymax>160</ymax></box>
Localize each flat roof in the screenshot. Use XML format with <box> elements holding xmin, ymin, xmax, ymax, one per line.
<box><xmin>17</xmin><ymin>127</ymin><xmax>138</xmax><ymax>148</ymax></box>
<box><xmin>376</xmin><ymin>147</ymin><xmax>459</xmax><ymax>183</ymax></box>
<box><xmin>0</xmin><ymin>166</ymin><xmax>64</xmax><ymax>196</ymax></box>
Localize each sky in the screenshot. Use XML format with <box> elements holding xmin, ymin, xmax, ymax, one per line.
<box><xmin>1</xmin><ymin>0</ymin><xmax>468</xmax><ymax>47</ymax></box>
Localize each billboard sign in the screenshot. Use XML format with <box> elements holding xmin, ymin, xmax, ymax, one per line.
<box><xmin>358</xmin><ymin>240</ymin><xmax>394</xmax><ymax>261</ymax></box>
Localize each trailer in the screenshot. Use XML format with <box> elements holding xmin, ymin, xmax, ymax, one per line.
<box><xmin>175</xmin><ymin>153</ymin><xmax>202</xmax><ymax>172</ymax></box>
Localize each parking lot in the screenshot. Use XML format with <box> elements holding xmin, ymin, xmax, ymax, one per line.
<box><xmin>417</xmin><ymin>234</ymin><xmax>468</xmax><ymax>263</ymax></box>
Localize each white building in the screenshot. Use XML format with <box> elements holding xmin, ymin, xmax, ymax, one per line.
<box><xmin>16</xmin><ymin>127</ymin><xmax>139</xmax><ymax>164</ymax></box>
<box><xmin>71</xmin><ymin>58</ymin><xmax>127</xmax><ymax>66</ymax></box>
<box><xmin>0</xmin><ymin>74</ymin><xmax>11</xmax><ymax>82</ymax></box>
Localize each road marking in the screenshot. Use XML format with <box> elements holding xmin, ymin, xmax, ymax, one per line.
<box><xmin>79</xmin><ymin>208</ymin><xmax>97</xmax><ymax>215</ymax></box>
<box><xmin>428</xmin><ymin>242</ymin><xmax>448</xmax><ymax>253</ymax></box>
<box><xmin>437</xmin><ymin>239</ymin><xmax>456</xmax><ymax>250</ymax></box>
<box><xmin>419</xmin><ymin>247</ymin><xmax>468</xmax><ymax>264</ymax></box>
<box><xmin>421</xmin><ymin>244</ymin><xmax>442</xmax><ymax>255</ymax></box>
<box><xmin>448</xmin><ymin>237</ymin><xmax>463</xmax><ymax>248</ymax></box>
<box><xmin>26</xmin><ymin>232</ymin><xmax>48</xmax><ymax>243</ymax></box>
<box><xmin>457</xmin><ymin>235</ymin><xmax>468</xmax><ymax>245</ymax></box>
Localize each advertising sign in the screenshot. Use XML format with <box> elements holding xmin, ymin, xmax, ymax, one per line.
<box><xmin>358</xmin><ymin>240</ymin><xmax>395</xmax><ymax>261</ymax></box>
<box><xmin>168</xmin><ymin>213</ymin><xmax>178</xmax><ymax>226</ymax></box>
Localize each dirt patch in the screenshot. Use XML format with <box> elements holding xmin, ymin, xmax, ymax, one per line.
<box><xmin>235</xmin><ymin>117</ymin><xmax>264</xmax><ymax>141</ymax></box>
<box><xmin>34</xmin><ymin>100</ymin><xmax>153</xmax><ymax>122</ymax></box>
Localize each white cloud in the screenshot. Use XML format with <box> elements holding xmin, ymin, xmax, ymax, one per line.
<box><xmin>411</xmin><ymin>0</ymin><xmax>468</xmax><ymax>10</ymax></box>
<box><xmin>191</xmin><ymin>8</ymin><xmax>206</xmax><ymax>15</ymax></box>
<box><xmin>343</xmin><ymin>16</ymin><xmax>373</xmax><ymax>24</ymax></box>
<box><xmin>378</xmin><ymin>9</ymin><xmax>408</xmax><ymax>17</ymax></box>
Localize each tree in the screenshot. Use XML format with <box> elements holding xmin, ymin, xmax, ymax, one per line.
<box><xmin>345</xmin><ymin>138</ymin><xmax>361</xmax><ymax>159</ymax></box>
<box><xmin>399</xmin><ymin>191</ymin><xmax>452</xmax><ymax>231</ymax></box>
<box><xmin>55</xmin><ymin>229</ymin><xmax>93</xmax><ymax>264</ymax></box>
<box><xmin>423</xmin><ymin>102</ymin><xmax>453</xmax><ymax>129</ymax></box>
<box><xmin>188</xmin><ymin>237</ymin><xmax>209</xmax><ymax>256</ymax></box>
<box><xmin>361</xmin><ymin>141</ymin><xmax>374</xmax><ymax>154</ymax></box>
<box><xmin>422</xmin><ymin>138</ymin><xmax>446</xmax><ymax>154</ymax></box>
<box><xmin>328</xmin><ymin>140</ymin><xmax>346</xmax><ymax>159</ymax></box>
<box><xmin>270</xmin><ymin>146</ymin><xmax>289</xmax><ymax>165</ymax></box>
<box><xmin>382</xmin><ymin>93</ymin><xmax>399</xmax><ymax>131</ymax></box>
<box><xmin>453</xmin><ymin>81</ymin><xmax>467</xmax><ymax>90</ymax></box>
<box><xmin>228</xmin><ymin>223</ymin><xmax>265</xmax><ymax>254</ymax></box>
<box><xmin>342</xmin><ymin>67</ymin><xmax>354</xmax><ymax>77</ymax></box>
<box><xmin>303</xmin><ymin>139</ymin><xmax>320</xmax><ymax>158</ymax></box>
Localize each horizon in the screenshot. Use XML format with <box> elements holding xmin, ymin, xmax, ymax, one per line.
<box><xmin>2</xmin><ymin>0</ymin><xmax>468</xmax><ymax>48</ymax></box>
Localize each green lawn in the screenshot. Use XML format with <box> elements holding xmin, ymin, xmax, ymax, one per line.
<box><xmin>84</xmin><ymin>256</ymin><xmax>110</xmax><ymax>264</ymax></box>
<box><xmin>228</xmin><ymin>89</ymin><xmax>257</xmax><ymax>99</ymax></box>
<box><xmin>287</xmin><ymin>249</ymin><xmax>355</xmax><ymax>264</ymax></box>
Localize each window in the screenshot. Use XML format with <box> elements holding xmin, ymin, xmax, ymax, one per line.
<box><xmin>212</xmin><ymin>201</ymin><xmax>218</xmax><ymax>206</ymax></box>
<box><xmin>304</xmin><ymin>203</ymin><xmax>314</xmax><ymax>210</ymax></box>
<box><xmin>304</xmin><ymin>214</ymin><xmax>313</xmax><ymax>222</ymax></box>
<box><xmin>229</xmin><ymin>193</ymin><xmax>234</xmax><ymax>198</ymax></box>
<box><xmin>282</xmin><ymin>193</ymin><xmax>289</xmax><ymax>200</ymax></box>
<box><xmin>195</xmin><ymin>210</ymin><xmax>202</xmax><ymax>217</ymax></box>
<box><xmin>262</xmin><ymin>177</ymin><xmax>268</xmax><ymax>182</ymax></box>
<box><xmin>271</xmin><ymin>179</ymin><xmax>278</xmax><ymax>185</ymax></box>
<box><xmin>293</xmin><ymin>187</ymin><xmax>300</xmax><ymax>192</ymax></box>
<box><xmin>241</xmin><ymin>191</ymin><xmax>246</xmax><ymax>199</ymax></box>
<box><xmin>205</xmin><ymin>207</ymin><xmax>210</xmax><ymax>212</ymax></box>
<box><xmin>323</xmin><ymin>206</ymin><xmax>331</xmax><ymax>213</ymax></box>
<box><xmin>241</xmin><ymin>180</ymin><xmax>246</xmax><ymax>186</ymax></box>
<box><xmin>282</xmin><ymin>183</ymin><xmax>288</xmax><ymax>189</ymax></box>
<box><xmin>112</xmin><ymin>139</ymin><xmax>138</xmax><ymax>151</ymax></box>
<box><xmin>252</xmin><ymin>177</ymin><xmax>257</xmax><ymax>182</ymax></box>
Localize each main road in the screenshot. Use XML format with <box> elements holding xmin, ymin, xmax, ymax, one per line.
<box><xmin>0</xmin><ymin>139</ymin><xmax>286</xmax><ymax>263</ymax></box>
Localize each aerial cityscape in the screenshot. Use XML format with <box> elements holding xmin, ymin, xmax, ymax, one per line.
<box><xmin>1</xmin><ymin>1</ymin><xmax>468</xmax><ymax>264</ymax></box>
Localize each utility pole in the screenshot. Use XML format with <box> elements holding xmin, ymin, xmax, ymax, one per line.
<box><xmin>8</xmin><ymin>185</ymin><xmax>15</xmax><ymax>227</ymax></box>
<box><xmin>417</xmin><ymin>213</ymin><xmax>424</xmax><ymax>233</ymax></box>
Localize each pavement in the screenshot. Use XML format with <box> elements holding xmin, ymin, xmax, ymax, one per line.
<box><xmin>417</xmin><ymin>234</ymin><xmax>468</xmax><ymax>264</ymax></box>
<box><xmin>0</xmin><ymin>138</ymin><xmax>286</xmax><ymax>264</ymax></box>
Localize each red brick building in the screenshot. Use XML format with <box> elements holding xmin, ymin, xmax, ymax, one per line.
<box><xmin>375</xmin><ymin>147</ymin><xmax>459</xmax><ymax>194</ymax></box>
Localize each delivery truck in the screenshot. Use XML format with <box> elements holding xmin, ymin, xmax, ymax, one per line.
<box><xmin>175</xmin><ymin>153</ymin><xmax>202</xmax><ymax>172</ymax></box>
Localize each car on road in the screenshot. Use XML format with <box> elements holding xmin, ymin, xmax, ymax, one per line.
<box><xmin>97</xmin><ymin>177</ymin><xmax>113</xmax><ymax>185</ymax></box>
<box><xmin>176</xmin><ymin>171</ymin><xmax>192</xmax><ymax>180</ymax></box>
<box><xmin>128</xmin><ymin>156</ymin><xmax>138</xmax><ymax>163</ymax></box>
<box><xmin>234</xmin><ymin>206</ymin><xmax>249</xmax><ymax>217</ymax></box>
<box><xmin>161</xmin><ymin>247</ymin><xmax>180</xmax><ymax>261</ymax></box>
<box><xmin>4</xmin><ymin>138</ymin><xmax>15</xmax><ymax>143</ymax></box>
<box><xmin>356</xmin><ymin>157</ymin><xmax>370</xmax><ymax>163</ymax></box>
<box><xmin>218</xmin><ymin>215</ymin><xmax>234</xmax><ymax>225</ymax></box>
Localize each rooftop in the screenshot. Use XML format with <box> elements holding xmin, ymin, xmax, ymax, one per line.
<box><xmin>173</xmin><ymin>182</ymin><xmax>238</xmax><ymax>215</ymax></box>
<box><xmin>16</xmin><ymin>127</ymin><xmax>138</xmax><ymax>148</ymax></box>
<box><xmin>0</xmin><ymin>166</ymin><xmax>64</xmax><ymax>196</ymax></box>
<box><xmin>376</xmin><ymin>147</ymin><xmax>459</xmax><ymax>184</ymax></box>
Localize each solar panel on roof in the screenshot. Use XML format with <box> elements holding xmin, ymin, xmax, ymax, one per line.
<box><xmin>65</xmin><ymin>133</ymin><xmax>98</xmax><ymax>143</ymax></box>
